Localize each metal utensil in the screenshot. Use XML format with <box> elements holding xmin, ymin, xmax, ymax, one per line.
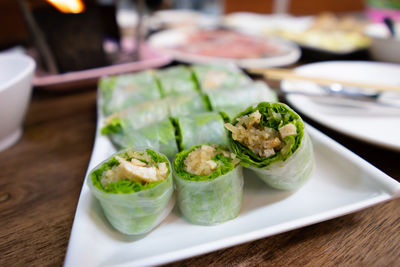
<box><xmin>320</xmin><ymin>83</ymin><xmax>380</xmax><ymax>99</ymax></box>
<box><xmin>250</xmin><ymin>67</ymin><xmax>400</xmax><ymax>92</ymax></box>
<box><xmin>283</xmin><ymin>84</ymin><xmax>400</xmax><ymax>110</ymax></box>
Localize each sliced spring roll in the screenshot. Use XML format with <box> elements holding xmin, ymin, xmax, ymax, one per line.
<box><xmin>206</xmin><ymin>81</ymin><xmax>278</xmax><ymax>118</ymax></box>
<box><xmin>102</xmin><ymin>118</ymin><xmax>178</xmax><ymax>159</ymax></box>
<box><xmin>99</xmin><ymin>70</ymin><xmax>162</xmax><ymax>115</ymax></box>
<box><xmin>191</xmin><ymin>64</ymin><xmax>251</xmax><ymax>91</ymax></box>
<box><xmin>173</xmin><ymin>144</ymin><xmax>243</xmax><ymax>225</ymax></box>
<box><xmin>155</xmin><ymin>66</ymin><xmax>198</xmax><ymax>97</ymax></box>
<box><xmin>87</xmin><ymin>148</ymin><xmax>174</xmax><ymax>235</ymax></box>
<box><xmin>225</xmin><ymin>102</ymin><xmax>314</xmax><ymax>190</ymax></box>
<box><xmin>174</xmin><ymin>112</ymin><xmax>228</xmax><ymax>151</ymax></box>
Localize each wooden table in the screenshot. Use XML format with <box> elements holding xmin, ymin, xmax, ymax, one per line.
<box><xmin>0</xmin><ymin>82</ymin><xmax>399</xmax><ymax>266</ymax></box>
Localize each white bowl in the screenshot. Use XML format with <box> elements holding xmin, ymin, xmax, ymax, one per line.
<box><xmin>364</xmin><ymin>23</ymin><xmax>400</xmax><ymax>63</ymax></box>
<box><xmin>0</xmin><ymin>54</ymin><xmax>35</xmax><ymax>152</ymax></box>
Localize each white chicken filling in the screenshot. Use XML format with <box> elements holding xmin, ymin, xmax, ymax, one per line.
<box><xmin>225</xmin><ymin>110</ymin><xmax>297</xmax><ymax>157</ymax></box>
<box><xmin>101</xmin><ymin>152</ymin><xmax>168</xmax><ymax>187</ymax></box>
<box><xmin>184</xmin><ymin>145</ymin><xmax>236</xmax><ymax>176</ymax></box>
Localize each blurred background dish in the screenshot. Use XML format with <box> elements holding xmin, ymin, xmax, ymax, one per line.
<box><xmin>148</xmin><ymin>9</ymin><xmax>218</xmax><ymax>30</ymax></box>
<box><xmin>276</xmin><ymin>13</ymin><xmax>370</xmax><ymax>53</ymax></box>
<box><xmin>282</xmin><ymin>61</ymin><xmax>400</xmax><ymax>151</ymax></box>
<box><xmin>0</xmin><ymin>53</ymin><xmax>35</xmax><ymax>152</ymax></box>
<box><xmin>149</xmin><ymin>27</ymin><xmax>301</xmax><ymax>68</ymax></box>
<box><xmin>223</xmin><ymin>12</ymin><xmax>313</xmax><ymax>35</ymax></box>
<box><xmin>223</xmin><ymin>12</ymin><xmax>371</xmax><ymax>58</ymax></box>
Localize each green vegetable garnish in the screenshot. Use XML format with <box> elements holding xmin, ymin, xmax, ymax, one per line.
<box><xmin>229</xmin><ymin>102</ymin><xmax>304</xmax><ymax>168</ymax></box>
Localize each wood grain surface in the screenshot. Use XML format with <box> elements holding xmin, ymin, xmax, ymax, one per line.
<box><xmin>0</xmin><ymin>85</ymin><xmax>399</xmax><ymax>267</ymax></box>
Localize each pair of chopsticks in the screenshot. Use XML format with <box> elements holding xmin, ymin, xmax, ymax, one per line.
<box><xmin>249</xmin><ymin>68</ymin><xmax>400</xmax><ymax>92</ymax></box>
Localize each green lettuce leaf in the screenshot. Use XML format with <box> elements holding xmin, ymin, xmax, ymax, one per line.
<box><xmin>173</xmin><ymin>144</ymin><xmax>235</xmax><ymax>181</ymax></box>
<box><xmin>229</xmin><ymin>102</ymin><xmax>304</xmax><ymax>168</ymax></box>
<box><xmin>170</xmin><ymin>117</ymin><xmax>183</xmax><ymax>152</ymax></box>
<box><xmin>101</xmin><ymin>118</ymin><xmax>124</xmax><ymax>135</ymax></box>
<box><xmin>201</xmin><ymin>93</ymin><xmax>213</xmax><ymax>112</ymax></box>
<box><xmin>91</xmin><ymin>149</ymin><xmax>169</xmax><ymax>194</ymax></box>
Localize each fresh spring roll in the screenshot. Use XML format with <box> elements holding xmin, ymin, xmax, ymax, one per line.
<box><xmin>87</xmin><ymin>148</ymin><xmax>174</xmax><ymax>235</ymax></box>
<box><xmin>155</xmin><ymin>66</ymin><xmax>198</xmax><ymax>97</ymax></box>
<box><xmin>102</xmin><ymin>118</ymin><xmax>178</xmax><ymax>159</ymax></box>
<box><xmin>174</xmin><ymin>112</ymin><xmax>228</xmax><ymax>151</ymax></box>
<box><xmin>225</xmin><ymin>102</ymin><xmax>314</xmax><ymax>190</ymax></box>
<box><xmin>99</xmin><ymin>70</ymin><xmax>162</xmax><ymax>115</ymax></box>
<box><xmin>206</xmin><ymin>81</ymin><xmax>278</xmax><ymax>118</ymax></box>
<box><xmin>173</xmin><ymin>144</ymin><xmax>243</xmax><ymax>225</ymax></box>
<box><xmin>191</xmin><ymin>64</ymin><xmax>251</xmax><ymax>91</ymax></box>
<box><xmin>101</xmin><ymin>98</ymin><xmax>170</xmax><ymax>135</ymax></box>
<box><xmin>101</xmin><ymin>94</ymin><xmax>209</xmax><ymax>151</ymax></box>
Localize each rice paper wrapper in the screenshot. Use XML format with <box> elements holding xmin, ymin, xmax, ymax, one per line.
<box><xmin>156</xmin><ymin>66</ymin><xmax>197</xmax><ymax>97</ymax></box>
<box><xmin>99</xmin><ymin>71</ymin><xmax>161</xmax><ymax>115</ymax></box>
<box><xmin>87</xmin><ymin>151</ymin><xmax>175</xmax><ymax>235</ymax></box>
<box><xmin>207</xmin><ymin>81</ymin><xmax>278</xmax><ymax>115</ymax></box>
<box><xmin>177</xmin><ymin>112</ymin><xmax>228</xmax><ymax>150</ymax></box>
<box><xmin>191</xmin><ymin>64</ymin><xmax>251</xmax><ymax>91</ymax></box>
<box><xmin>174</xmin><ymin>166</ymin><xmax>243</xmax><ymax>225</ymax></box>
<box><xmin>248</xmin><ymin>130</ymin><xmax>314</xmax><ymax>190</ymax></box>
<box><xmin>167</xmin><ymin>94</ymin><xmax>208</xmax><ymax>117</ymax></box>
<box><xmin>104</xmin><ymin>98</ymin><xmax>170</xmax><ymax>132</ymax></box>
<box><xmin>218</xmin><ymin>106</ymin><xmax>244</xmax><ymax>121</ymax></box>
<box><xmin>108</xmin><ymin>119</ymin><xmax>178</xmax><ymax>159</ymax></box>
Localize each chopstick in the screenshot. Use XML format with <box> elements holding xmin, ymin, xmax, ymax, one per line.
<box><xmin>249</xmin><ymin>68</ymin><xmax>400</xmax><ymax>92</ymax></box>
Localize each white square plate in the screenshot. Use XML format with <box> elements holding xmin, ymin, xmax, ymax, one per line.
<box><xmin>64</xmin><ymin>123</ymin><xmax>400</xmax><ymax>266</ymax></box>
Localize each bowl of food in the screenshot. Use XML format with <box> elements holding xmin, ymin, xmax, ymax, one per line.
<box><xmin>0</xmin><ymin>53</ymin><xmax>35</xmax><ymax>152</ymax></box>
<box><xmin>364</xmin><ymin>22</ymin><xmax>400</xmax><ymax>63</ymax></box>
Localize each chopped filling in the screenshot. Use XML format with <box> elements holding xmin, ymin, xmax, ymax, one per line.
<box><xmin>101</xmin><ymin>151</ymin><xmax>168</xmax><ymax>187</ymax></box>
<box><xmin>225</xmin><ymin>110</ymin><xmax>297</xmax><ymax>157</ymax></box>
<box><xmin>184</xmin><ymin>145</ymin><xmax>237</xmax><ymax>175</ymax></box>
<box><xmin>279</xmin><ymin>123</ymin><xmax>297</xmax><ymax>138</ymax></box>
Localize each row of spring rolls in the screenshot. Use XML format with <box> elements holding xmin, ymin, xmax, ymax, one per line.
<box><xmin>100</xmin><ymin>64</ymin><xmax>278</xmax><ymax>159</ymax></box>
<box><xmin>100</xmin><ymin>64</ymin><xmax>252</xmax><ymax>115</ymax></box>
<box><xmin>89</xmin><ymin>100</ymin><xmax>314</xmax><ymax>235</ymax></box>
